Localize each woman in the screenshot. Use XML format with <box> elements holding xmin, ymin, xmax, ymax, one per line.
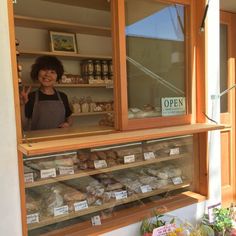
<box><xmin>21</xmin><ymin>56</ymin><xmax>72</xmax><ymax>130</ymax></box>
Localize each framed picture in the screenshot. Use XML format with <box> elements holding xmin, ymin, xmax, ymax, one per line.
<box><xmin>50</xmin><ymin>31</ymin><xmax>77</xmax><ymax>53</ymax></box>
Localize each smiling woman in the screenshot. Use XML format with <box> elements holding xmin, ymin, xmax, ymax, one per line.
<box><xmin>20</xmin><ymin>56</ymin><xmax>73</xmax><ymax>131</ymax></box>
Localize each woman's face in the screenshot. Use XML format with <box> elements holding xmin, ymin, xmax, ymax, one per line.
<box><xmin>38</xmin><ymin>69</ymin><xmax>57</xmax><ymax>87</ymax></box>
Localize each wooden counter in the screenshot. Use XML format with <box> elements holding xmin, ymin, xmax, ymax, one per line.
<box><xmin>19</xmin><ymin>123</ymin><xmax>224</xmax><ymax>156</ymax></box>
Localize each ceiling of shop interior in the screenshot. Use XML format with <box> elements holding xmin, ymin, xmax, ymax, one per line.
<box><xmin>220</xmin><ymin>0</ymin><xmax>236</xmax><ymax>13</ymax></box>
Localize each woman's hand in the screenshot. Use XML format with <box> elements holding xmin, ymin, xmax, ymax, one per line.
<box><xmin>20</xmin><ymin>86</ymin><xmax>31</xmax><ymax>105</ymax></box>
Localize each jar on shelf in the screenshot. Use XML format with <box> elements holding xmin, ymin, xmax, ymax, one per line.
<box><xmin>94</xmin><ymin>60</ymin><xmax>102</xmax><ymax>76</ymax></box>
<box><xmin>108</xmin><ymin>60</ymin><xmax>113</xmax><ymax>75</ymax></box>
<box><xmin>101</xmin><ymin>60</ymin><xmax>109</xmax><ymax>75</ymax></box>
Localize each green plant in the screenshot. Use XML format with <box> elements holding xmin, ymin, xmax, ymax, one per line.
<box><xmin>202</xmin><ymin>207</ymin><xmax>233</xmax><ymax>236</ymax></box>
<box><xmin>140</xmin><ymin>211</ymin><xmax>167</xmax><ymax>235</ymax></box>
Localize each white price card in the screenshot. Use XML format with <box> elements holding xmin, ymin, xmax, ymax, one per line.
<box><xmin>58</xmin><ymin>166</ymin><xmax>74</xmax><ymax>175</ymax></box>
<box><xmin>140</xmin><ymin>185</ymin><xmax>152</xmax><ymax>193</ymax></box>
<box><xmin>152</xmin><ymin>223</ymin><xmax>176</xmax><ymax>236</ymax></box>
<box><xmin>24</xmin><ymin>172</ymin><xmax>34</xmax><ymax>183</ymax></box>
<box><xmin>169</xmin><ymin>147</ymin><xmax>180</xmax><ymax>155</ymax></box>
<box><xmin>115</xmin><ymin>190</ymin><xmax>127</xmax><ymax>200</ymax></box>
<box><xmin>74</xmin><ymin>200</ymin><xmax>88</xmax><ymax>212</ymax></box>
<box><xmin>94</xmin><ymin>160</ymin><xmax>107</xmax><ymax>169</ymax></box>
<box><xmin>91</xmin><ymin>215</ymin><xmax>102</xmax><ymax>226</ymax></box>
<box><xmin>124</xmin><ymin>155</ymin><xmax>135</xmax><ymax>164</ymax></box>
<box><xmin>54</xmin><ymin>205</ymin><xmax>68</xmax><ymax>217</ymax></box>
<box><xmin>27</xmin><ymin>213</ymin><xmax>39</xmax><ymax>224</ymax></box>
<box><xmin>144</xmin><ymin>152</ymin><xmax>155</xmax><ymax>160</ymax></box>
<box><xmin>171</xmin><ymin>176</ymin><xmax>183</xmax><ymax>185</ymax></box>
<box><xmin>40</xmin><ymin>168</ymin><xmax>56</xmax><ymax>179</ymax></box>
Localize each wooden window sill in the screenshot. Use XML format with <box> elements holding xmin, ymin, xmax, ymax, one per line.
<box><xmin>19</xmin><ymin>123</ymin><xmax>224</xmax><ymax>156</ymax></box>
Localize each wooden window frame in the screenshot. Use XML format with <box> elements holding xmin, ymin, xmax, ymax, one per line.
<box><xmin>112</xmin><ymin>0</ymin><xmax>196</xmax><ymax>131</ymax></box>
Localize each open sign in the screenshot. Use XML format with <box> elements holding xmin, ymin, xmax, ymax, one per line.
<box><xmin>161</xmin><ymin>97</ymin><xmax>186</xmax><ymax>116</ymax></box>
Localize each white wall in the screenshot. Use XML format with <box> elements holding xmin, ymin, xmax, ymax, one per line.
<box><xmin>0</xmin><ymin>1</ymin><xmax>22</xmax><ymax>235</ymax></box>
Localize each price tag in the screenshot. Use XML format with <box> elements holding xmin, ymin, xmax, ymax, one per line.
<box><xmin>169</xmin><ymin>147</ymin><xmax>180</xmax><ymax>155</ymax></box>
<box><xmin>115</xmin><ymin>190</ymin><xmax>127</xmax><ymax>200</ymax></box>
<box><xmin>40</xmin><ymin>168</ymin><xmax>56</xmax><ymax>179</ymax></box>
<box><xmin>152</xmin><ymin>223</ymin><xmax>176</xmax><ymax>236</ymax></box>
<box><xmin>124</xmin><ymin>155</ymin><xmax>135</xmax><ymax>164</ymax></box>
<box><xmin>140</xmin><ymin>185</ymin><xmax>152</xmax><ymax>193</ymax></box>
<box><xmin>54</xmin><ymin>205</ymin><xmax>68</xmax><ymax>217</ymax></box>
<box><xmin>27</xmin><ymin>213</ymin><xmax>39</xmax><ymax>224</ymax></box>
<box><xmin>91</xmin><ymin>215</ymin><xmax>102</xmax><ymax>226</ymax></box>
<box><xmin>74</xmin><ymin>200</ymin><xmax>88</xmax><ymax>212</ymax></box>
<box><xmin>106</xmin><ymin>83</ymin><xmax>114</xmax><ymax>88</ymax></box>
<box><xmin>24</xmin><ymin>173</ymin><xmax>34</xmax><ymax>183</ymax></box>
<box><xmin>171</xmin><ymin>176</ymin><xmax>183</xmax><ymax>185</ymax></box>
<box><xmin>144</xmin><ymin>152</ymin><xmax>155</xmax><ymax>160</ymax></box>
<box><xmin>58</xmin><ymin>166</ymin><xmax>74</xmax><ymax>175</ymax></box>
<box><xmin>94</xmin><ymin>160</ymin><xmax>107</xmax><ymax>169</ymax></box>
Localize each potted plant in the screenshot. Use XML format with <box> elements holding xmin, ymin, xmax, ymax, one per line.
<box><xmin>202</xmin><ymin>206</ymin><xmax>234</xmax><ymax>236</ymax></box>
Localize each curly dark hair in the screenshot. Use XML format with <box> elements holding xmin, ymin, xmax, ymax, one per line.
<box><xmin>30</xmin><ymin>56</ymin><xmax>64</xmax><ymax>81</ymax></box>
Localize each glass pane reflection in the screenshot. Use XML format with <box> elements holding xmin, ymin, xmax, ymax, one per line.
<box><xmin>125</xmin><ymin>0</ymin><xmax>187</xmax><ymax>119</ymax></box>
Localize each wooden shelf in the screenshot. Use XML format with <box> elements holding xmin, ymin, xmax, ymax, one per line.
<box><xmin>19</xmin><ymin>123</ymin><xmax>224</xmax><ymax>156</ymax></box>
<box><xmin>25</xmin><ymin>153</ymin><xmax>188</xmax><ymax>188</ymax></box>
<box><xmin>27</xmin><ymin>181</ymin><xmax>191</xmax><ymax>230</ymax></box>
<box><xmin>18</xmin><ymin>50</ymin><xmax>112</xmax><ymax>60</ymax></box>
<box><xmin>42</xmin><ymin>0</ymin><xmax>110</xmax><ymax>11</ymax></box>
<box><xmin>72</xmin><ymin>111</ymin><xmax>113</xmax><ymax>117</ymax></box>
<box><xmin>22</xmin><ymin>83</ymin><xmax>112</xmax><ymax>88</ymax></box>
<box><xmin>14</xmin><ymin>15</ymin><xmax>111</xmax><ymax>37</ymax></box>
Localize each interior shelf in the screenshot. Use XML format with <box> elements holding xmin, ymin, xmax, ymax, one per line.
<box><xmin>14</xmin><ymin>15</ymin><xmax>111</xmax><ymax>37</ymax></box>
<box><xmin>25</xmin><ymin>153</ymin><xmax>188</xmax><ymax>188</ymax></box>
<box><xmin>42</xmin><ymin>0</ymin><xmax>110</xmax><ymax>11</ymax></box>
<box><xmin>21</xmin><ymin>83</ymin><xmax>113</xmax><ymax>88</ymax></box>
<box><xmin>72</xmin><ymin>111</ymin><xmax>113</xmax><ymax>117</ymax></box>
<box><xmin>18</xmin><ymin>50</ymin><xmax>112</xmax><ymax>60</ymax></box>
<box><xmin>27</xmin><ymin>181</ymin><xmax>191</xmax><ymax>230</ymax></box>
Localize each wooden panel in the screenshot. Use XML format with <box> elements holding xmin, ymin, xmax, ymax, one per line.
<box><xmin>19</xmin><ymin>123</ymin><xmax>224</xmax><ymax>156</ymax></box>
<box><xmin>221</xmin><ymin>131</ymin><xmax>231</xmax><ymax>186</ymax></box>
<box><xmin>220</xmin><ymin>11</ymin><xmax>236</xmax><ymax>207</ymax></box>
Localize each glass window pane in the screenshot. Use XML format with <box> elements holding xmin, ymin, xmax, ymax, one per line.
<box><xmin>220</xmin><ymin>24</ymin><xmax>228</xmax><ymax>113</ymax></box>
<box><xmin>125</xmin><ymin>0</ymin><xmax>187</xmax><ymax>119</ymax></box>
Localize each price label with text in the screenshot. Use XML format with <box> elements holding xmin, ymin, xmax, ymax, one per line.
<box><xmin>54</xmin><ymin>205</ymin><xmax>68</xmax><ymax>217</ymax></box>
<box><xmin>27</xmin><ymin>213</ymin><xmax>39</xmax><ymax>224</ymax></box>
<box><xmin>140</xmin><ymin>185</ymin><xmax>152</xmax><ymax>193</ymax></box>
<box><xmin>94</xmin><ymin>160</ymin><xmax>108</xmax><ymax>169</ymax></box>
<box><xmin>115</xmin><ymin>190</ymin><xmax>127</xmax><ymax>200</ymax></box>
<box><xmin>58</xmin><ymin>166</ymin><xmax>74</xmax><ymax>175</ymax></box>
<box><xmin>144</xmin><ymin>152</ymin><xmax>155</xmax><ymax>160</ymax></box>
<box><xmin>124</xmin><ymin>155</ymin><xmax>135</xmax><ymax>164</ymax></box>
<box><xmin>74</xmin><ymin>200</ymin><xmax>88</xmax><ymax>211</ymax></box>
<box><xmin>170</xmin><ymin>147</ymin><xmax>180</xmax><ymax>155</ymax></box>
<box><xmin>91</xmin><ymin>215</ymin><xmax>101</xmax><ymax>226</ymax></box>
<box><xmin>24</xmin><ymin>173</ymin><xmax>34</xmax><ymax>183</ymax></box>
<box><xmin>40</xmin><ymin>168</ymin><xmax>56</xmax><ymax>179</ymax></box>
<box><xmin>171</xmin><ymin>176</ymin><xmax>183</xmax><ymax>185</ymax></box>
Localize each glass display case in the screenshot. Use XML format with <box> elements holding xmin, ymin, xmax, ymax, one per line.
<box><xmin>23</xmin><ymin>135</ymin><xmax>195</xmax><ymax>235</ymax></box>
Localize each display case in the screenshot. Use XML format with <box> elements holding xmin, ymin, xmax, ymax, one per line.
<box><xmin>22</xmin><ymin>134</ymin><xmax>197</xmax><ymax>235</ymax></box>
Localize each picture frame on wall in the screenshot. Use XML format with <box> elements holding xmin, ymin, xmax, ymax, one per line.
<box><xmin>49</xmin><ymin>31</ymin><xmax>77</xmax><ymax>53</ymax></box>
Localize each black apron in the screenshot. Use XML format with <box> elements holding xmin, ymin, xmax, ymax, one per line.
<box><xmin>31</xmin><ymin>90</ymin><xmax>66</xmax><ymax>130</ymax></box>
